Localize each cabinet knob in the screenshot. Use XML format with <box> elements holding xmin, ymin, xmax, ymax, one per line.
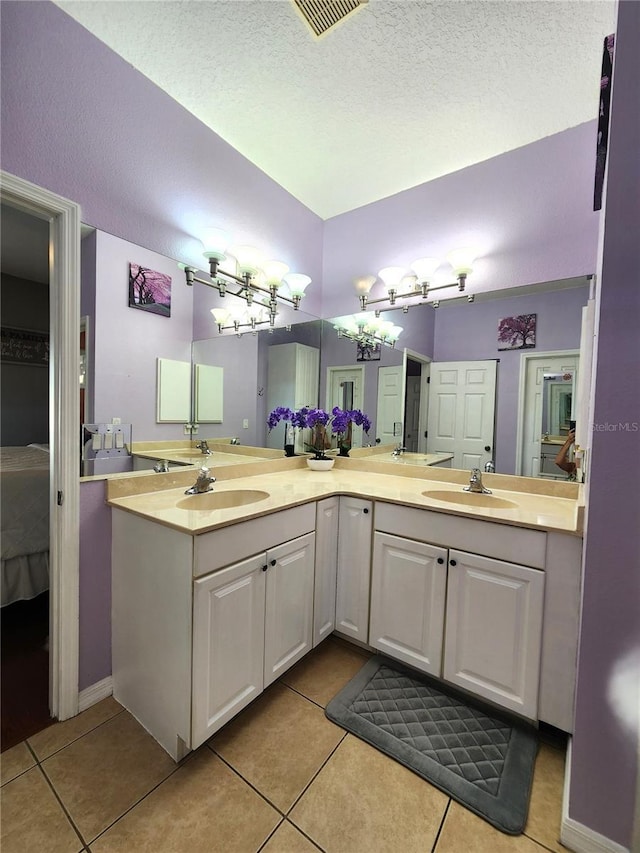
<box><xmin>484</xmin><ymin>445</ymin><xmax>491</xmax><ymax>452</ymax></box>
<box><xmin>437</xmin><ymin>557</ymin><xmax>444</xmax><ymax>564</ymax></box>
<box><xmin>262</xmin><ymin>564</ymin><xmax>268</xmax><ymax>572</ymax></box>
<box><xmin>270</xmin><ymin>559</ymin><xmax>277</xmax><ymax>567</ymax></box>
<box><xmin>363</xmin><ymin>508</ymin><xmax>369</xmax><ymax>514</ymax></box>
<box><xmin>449</xmin><ymin>558</ymin><xmax>457</xmax><ymax>566</ymax></box>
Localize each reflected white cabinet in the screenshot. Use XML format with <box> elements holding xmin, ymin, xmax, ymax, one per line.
<box><xmin>313</xmin><ymin>497</ymin><xmax>339</xmax><ymax>646</ymax></box>
<box><xmin>443</xmin><ymin>550</ymin><xmax>545</xmax><ymax>719</ymax></box>
<box><xmin>266</xmin><ymin>343</ymin><xmax>319</xmax><ymax>453</ymax></box>
<box><xmin>369</xmin><ymin>532</ymin><xmax>447</xmax><ymax>676</ymax></box>
<box><xmin>335</xmin><ymin>496</ymin><xmax>372</xmax><ymax>642</ymax></box>
<box><xmin>192</xmin><ymin>532</ymin><xmax>315</xmax><ymax>748</ymax></box>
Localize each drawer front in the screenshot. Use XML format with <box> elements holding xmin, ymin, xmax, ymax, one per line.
<box><xmin>194</xmin><ymin>502</ymin><xmax>316</xmax><ymax>577</ymax></box>
<box><xmin>374</xmin><ymin>502</ymin><xmax>547</xmax><ymax>569</ymax></box>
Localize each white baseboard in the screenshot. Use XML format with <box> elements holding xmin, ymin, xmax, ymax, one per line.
<box><xmin>561</xmin><ymin>739</ymin><xmax>630</xmax><ymax>853</ymax></box>
<box><xmin>78</xmin><ymin>676</ymin><xmax>113</xmax><ymax>712</ymax></box>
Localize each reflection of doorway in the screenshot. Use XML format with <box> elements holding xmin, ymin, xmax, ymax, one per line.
<box><xmin>404</xmin><ymin>350</ymin><xmax>430</xmax><ymax>453</ymax></box>
<box><xmin>326</xmin><ymin>366</ymin><xmax>365</xmax><ymax>447</ymax></box>
<box><xmin>516</xmin><ymin>351</ymin><xmax>579</xmax><ymax>477</ymax></box>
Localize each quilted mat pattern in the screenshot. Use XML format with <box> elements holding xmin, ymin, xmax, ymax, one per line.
<box><xmin>350</xmin><ymin>665</ymin><xmax>511</xmax><ymax>795</ymax></box>
<box><xmin>326</xmin><ymin>655</ymin><xmax>538</xmax><ymax>834</ymax></box>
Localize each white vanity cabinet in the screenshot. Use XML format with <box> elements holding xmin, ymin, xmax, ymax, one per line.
<box><xmin>313</xmin><ymin>497</ymin><xmax>339</xmax><ymax>646</ymax></box>
<box><xmin>369</xmin><ymin>532</ymin><xmax>447</xmax><ymax>676</ymax></box>
<box><xmin>192</xmin><ymin>532</ymin><xmax>315</xmax><ymax>748</ymax></box>
<box><xmin>443</xmin><ymin>550</ymin><xmax>545</xmax><ymax>719</ymax></box>
<box><xmin>372</xmin><ymin>503</ymin><xmax>578</xmax><ymax>727</ymax></box>
<box><xmin>112</xmin><ymin>502</ymin><xmax>316</xmax><ymax>760</ymax></box>
<box><xmin>335</xmin><ymin>496</ymin><xmax>373</xmax><ymax>643</ymax></box>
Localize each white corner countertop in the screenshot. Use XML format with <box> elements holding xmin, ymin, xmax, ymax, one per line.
<box><xmin>106</xmin><ymin>456</ymin><xmax>583</xmax><ymax>537</ymax></box>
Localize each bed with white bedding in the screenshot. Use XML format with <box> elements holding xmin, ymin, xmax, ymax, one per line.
<box><xmin>0</xmin><ymin>444</ymin><xmax>50</xmax><ymax>607</ymax></box>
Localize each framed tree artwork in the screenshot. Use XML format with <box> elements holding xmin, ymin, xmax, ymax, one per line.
<box><xmin>497</xmin><ymin>314</ymin><xmax>536</xmax><ymax>350</ymax></box>
<box><xmin>129</xmin><ymin>263</ymin><xmax>172</xmax><ymax>317</ymax></box>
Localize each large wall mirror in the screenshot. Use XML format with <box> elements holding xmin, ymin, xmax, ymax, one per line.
<box><xmin>77</xmin><ymin>225</ymin><xmax>591</xmax><ymax>480</ymax></box>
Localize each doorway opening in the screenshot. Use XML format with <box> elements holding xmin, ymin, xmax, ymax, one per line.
<box><xmin>1</xmin><ymin>171</ymin><xmax>81</xmax><ymax>743</ymax></box>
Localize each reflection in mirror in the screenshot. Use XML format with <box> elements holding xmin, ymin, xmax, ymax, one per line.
<box><xmin>542</xmin><ymin>372</ymin><xmax>574</xmax><ymax>437</ymax></box>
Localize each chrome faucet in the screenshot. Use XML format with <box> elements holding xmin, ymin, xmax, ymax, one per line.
<box><xmin>153</xmin><ymin>459</ymin><xmax>170</xmax><ymax>473</ymax></box>
<box><xmin>195</xmin><ymin>440</ymin><xmax>211</xmax><ymax>455</ymax></box>
<box><xmin>392</xmin><ymin>442</ymin><xmax>407</xmax><ymax>457</ymax></box>
<box><xmin>230</xmin><ymin>437</ymin><xmax>240</xmax><ymax>445</ymax></box>
<box><xmin>184</xmin><ymin>466</ymin><xmax>216</xmax><ymax>495</ymax></box>
<box><xmin>484</xmin><ymin>460</ymin><xmax>495</xmax><ymax>473</ymax></box>
<box><xmin>463</xmin><ymin>468</ymin><xmax>492</xmax><ymax>494</ymax></box>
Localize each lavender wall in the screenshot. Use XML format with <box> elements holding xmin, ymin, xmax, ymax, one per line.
<box><xmin>0</xmin><ymin>0</ymin><xmax>323</xmax><ymax>312</ymax></box>
<box><xmin>321</xmin><ymin>123</ymin><xmax>600</xmax><ymax>319</ymax></box>
<box><xmin>79</xmin><ymin>480</ymin><xmax>111</xmax><ymax>689</ymax></box>
<box><xmin>433</xmin><ymin>285</ymin><xmax>589</xmax><ymax>473</ymax></box>
<box><xmin>92</xmin><ymin>231</ymin><xmax>193</xmax><ymax>440</ymax></box>
<box><xmin>569</xmin><ymin>2</ymin><xmax>640</xmax><ymax>846</ymax></box>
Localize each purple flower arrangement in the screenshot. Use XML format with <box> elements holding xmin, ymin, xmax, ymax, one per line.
<box><xmin>267</xmin><ymin>406</ymin><xmax>371</xmax><ymax>459</ymax></box>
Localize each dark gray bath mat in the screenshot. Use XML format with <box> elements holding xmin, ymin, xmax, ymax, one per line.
<box><xmin>325</xmin><ymin>655</ymin><xmax>538</xmax><ymax>834</ymax></box>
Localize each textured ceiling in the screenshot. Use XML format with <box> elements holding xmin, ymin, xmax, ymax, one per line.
<box><xmin>54</xmin><ymin>0</ymin><xmax>616</xmax><ymax>219</ymax></box>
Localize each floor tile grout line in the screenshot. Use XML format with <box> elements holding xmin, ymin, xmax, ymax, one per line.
<box><xmin>26</xmin><ymin>706</ymin><xmax>126</xmax><ymax>764</ymax></box>
<box><xmin>66</xmin><ymin>754</ymin><xmax>189</xmax><ymax>848</ymax></box>
<box><xmin>35</xmin><ymin>760</ymin><xmax>89</xmax><ymax>851</ymax></box>
<box><xmin>522</xmin><ymin>831</ymin><xmax>563</xmax><ymax>852</ymax></box>
<box><xmin>430</xmin><ymin>797</ymin><xmax>451</xmax><ymax>852</ymax></box>
<box><xmin>284</xmin><ymin>730</ymin><xmax>349</xmax><ymax>818</ymax></box>
<box><xmin>279</xmin><ymin>681</ymin><xmax>328</xmax><ymax>712</ymax></box>
<box><xmin>254</xmin><ymin>816</ymin><xmax>327</xmax><ymax>853</ymax></box>
<box><xmin>206</xmin><ymin>744</ymin><xmax>288</xmax><ymax>818</ymax></box>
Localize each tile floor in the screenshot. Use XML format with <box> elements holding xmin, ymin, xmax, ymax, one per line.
<box><xmin>0</xmin><ymin>638</ymin><xmax>569</xmax><ymax>853</ymax></box>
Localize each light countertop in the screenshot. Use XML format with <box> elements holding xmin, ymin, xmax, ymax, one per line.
<box><xmin>107</xmin><ymin>458</ymin><xmax>583</xmax><ymax>537</ymax></box>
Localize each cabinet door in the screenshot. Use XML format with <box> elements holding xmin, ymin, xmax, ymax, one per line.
<box><xmin>443</xmin><ymin>550</ymin><xmax>545</xmax><ymax>719</ymax></box>
<box><xmin>314</xmin><ymin>497</ymin><xmax>339</xmax><ymax>647</ymax></box>
<box><xmin>335</xmin><ymin>497</ymin><xmax>373</xmax><ymax>642</ymax></box>
<box><xmin>264</xmin><ymin>532</ymin><xmax>315</xmax><ymax>686</ymax></box>
<box><xmin>369</xmin><ymin>533</ymin><xmax>447</xmax><ymax>676</ymax></box>
<box><xmin>192</xmin><ymin>553</ymin><xmax>266</xmax><ymax>749</ymax></box>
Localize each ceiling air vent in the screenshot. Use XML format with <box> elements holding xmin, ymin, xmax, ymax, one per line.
<box><xmin>293</xmin><ymin>0</ymin><xmax>367</xmax><ymax>38</ymax></box>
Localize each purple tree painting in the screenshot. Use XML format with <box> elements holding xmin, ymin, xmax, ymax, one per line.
<box><xmin>497</xmin><ymin>314</ymin><xmax>536</xmax><ymax>350</ymax></box>
<box><xmin>129</xmin><ymin>263</ymin><xmax>172</xmax><ymax>317</ymax></box>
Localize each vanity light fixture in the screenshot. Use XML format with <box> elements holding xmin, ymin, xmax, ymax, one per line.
<box><xmin>355</xmin><ymin>248</ymin><xmax>478</xmax><ymax>312</ymax></box>
<box><xmin>333</xmin><ymin>313</ymin><xmax>403</xmax><ymax>349</ymax></box>
<box><xmin>183</xmin><ymin>227</ymin><xmax>312</xmax><ymax>330</ymax></box>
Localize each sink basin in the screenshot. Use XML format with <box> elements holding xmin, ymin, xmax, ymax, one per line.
<box><xmin>176</xmin><ymin>490</ymin><xmax>270</xmax><ymax>511</ymax></box>
<box><xmin>422</xmin><ymin>490</ymin><xmax>518</xmax><ymax>509</ymax></box>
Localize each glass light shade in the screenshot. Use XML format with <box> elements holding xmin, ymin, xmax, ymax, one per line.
<box><xmin>246</xmin><ymin>303</ymin><xmax>268</xmax><ymax>323</ymax></box>
<box><xmin>400</xmin><ymin>274</ymin><xmax>418</xmax><ymax>292</ymax></box>
<box><xmin>388</xmin><ymin>325</ymin><xmax>403</xmax><ymax>341</ymax></box>
<box><xmin>411</xmin><ymin>257</ymin><xmax>440</xmax><ymax>282</ymax></box>
<box><xmin>378</xmin><ymin>266</ymin><xmax>406</xmax><ymax>293</ymax></box>
<box><xmin>377</xmin><ymin>320</ymin><xmax>394</xmax><ymax>338</ymax></box>
<box><xmin>230</xmin><ymin>245</ymin><xmax>264</xmax><ymax>276</ymax></box>
<box><xmin>261</xmin><ymin>260</ymin><xmax>289</xmax><ymax>287</ymax></box>
<box><xmin>353</xmin><ymin>275</ymin><xmax>377</xmax><ymax>295</ymax></box>
<box><xmin>202</xmin><ymin>227</ymin><xmax>230</xmax><ymax>260</ymax></box>
<box><xmin>283</xmin><ymin>273</ymin><xmax>311</xmax><ymax>298</ymax></box>
<box><xmin>446</xmin><ymin>247</ymin><xmax>477</xmax><ymax>275</ymax></box>
<box><xmin>211</xmin><ymin>308</ymin><xmax>231</xmax><ymax>326</ymax></box>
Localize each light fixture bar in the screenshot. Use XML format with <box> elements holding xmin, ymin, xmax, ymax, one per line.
<box><xmin>186</xmin><ymin>266</ymin><xmax>304</xmax><ymax>311</ymax></box>
<box><xmin>359</xmin><ymin>277</ymin><xmax>462</xmax><ymax>310</ymax></box>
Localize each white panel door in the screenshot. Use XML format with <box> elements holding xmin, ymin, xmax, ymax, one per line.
<box><xmin>264</xmin><ymin>532</ymin><xmax>315</xmax><ymax>686</ymax></box>
<box><xmin>426</xmin><ymin>360</ymin><xmax>497</xmax><ymax>469</ymax></box>
<box><xmin>314</xmin><ymin>497</ymin><xmax>339</xmax><ymax>647</ymax></box>
<box><xmin>369</xmin><ymin>533</ymin><xmax>447</xmax><ymax>676</ymax></box>
<box><xmin>443</xmin><ymin>550</ymin><xmax>545</xmax><ymax>719</ymax></box>
<box><xmin>521</xmin><ymin>353</ymin><xmax>579</xmax><ymax>477</ymax></box>
<box><xmin>192</xmin><ymin>553</ymin><xmax>266</xmax><ymax>748</ymax></box>
<box><xmin>376</xmin><ymin>365</ymin><xmax>404</xmax><ymax>445</ymax></box>
<box><xmin>335</xmin><ymin>496</ymin><xmax>373</xmax><ymax>642</ymax></box>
